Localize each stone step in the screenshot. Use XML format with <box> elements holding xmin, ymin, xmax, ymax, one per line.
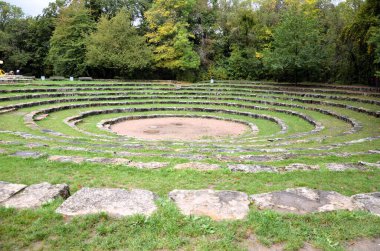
<box><xmin>1</xmin><ymin>182</ymin><xmax>69</xmax><ymax>209</ymax></box>
<box><xmin>56</xmin><ymin>187</ymin><xmax>158</xmax><ymax>218</ymax></box>
<box><xmin>2</xmin><ymin>181</ymin><xmax>380</xmax><ymax>219</ymax></box>
<box><xmin>250</xmin><ymin>188</ymin><xmax>362</xmax><ymax>214</ymax></box>
<box><xmin>169</xmin><ymin>189</ymin><xmax>250</xmax><ymax>221</ymax></box>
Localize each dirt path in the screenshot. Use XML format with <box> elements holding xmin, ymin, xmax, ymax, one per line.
<box><xmin>110</xmin><ymin>117</ymin><xmax>250</xmax><ymax>141</ymax></box>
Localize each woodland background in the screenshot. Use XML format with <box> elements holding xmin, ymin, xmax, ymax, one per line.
<box><xmin>0</xmin><ymin>0</ymin><xmax>379</xmax><ymax>84</ymax></box>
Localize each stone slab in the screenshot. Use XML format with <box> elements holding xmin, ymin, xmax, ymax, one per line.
<box><xmin>87</xmin><ymin>157</ymin><xmax>130</xmax><ymax>165</ymax></box>
<box><xmin>128</xmin><ymin>161</ymin><xmax>167</xmax><ymax>169</ymax></box>
<box><xmin>12</xmin><ymin>151</ymin><xmax>44</xmax><ymax>158</ymax></box>
<box><xmin>283</xmin><ymin>163</ymin><xmax>320</xmax><ymax>171</ymax></box>
<box><xmin>2</xmin><ymin>182</ymin><xmax>70</xmax><ymax>209</ymax></box>
<box><xmin>250</xmin><ymin>187</ymin><xmax>362</xmax><ymax>214</ymax></box>
<box><xmin>345</xmin><ymin>238</ymin><xmax>380</xmax><ymax>251</ymax></box>
<box><xmin>326</xmin><ymin>163</ymin><xmax>367</xmax><ymax>171</ymax></box>
<box><xmin>358</xmin><ymin>161</ymin><xmax>380</xmax><ymax>168</ymax></box>
<box><xmin>56</xmin><ymin>187</ymin><xmax>158</xmax><ymax>217</ymax></box>
<box><xmin>49</xmin><ymin>155</ymin><xmax>131</xmax><ymax>165</ymax></box>
<box><xmin>174</xmin><ymin>162</ymin><xmax>220</xmax><ymax>171</ymax></box>
<box><xmin>26</xmin><ymin>143</ymin><xmax>48</xmax><ymax>148</ymax></box>
<box><xmin>228</xmin><ymin>164</ymin><xmax>277</xmax><ymax>173</ymax></box>
<box><xmin>49</xmin><ymin>155</ymin><xmax>85</xmax><ymax>163</ymax></box>
<box><xmin>0</xmin><ymin>181</ymin><xmax>27</xmax><ymax>202</ymax></box>
<box><xmin>34</xmin><ymin>114</ymin><xmax>49</xmax><ymax>121</ymax></box>
<box><xmin>169</xmin><ymin>189</ymin><xmax>250</xmax><ymax>220</ymax></box>
<box><xmin>351</xmin><ymin>192</ymin><xmax>380</xmax><ymax>216</ymax></box>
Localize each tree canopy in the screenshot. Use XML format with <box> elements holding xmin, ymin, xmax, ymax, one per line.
<box><xmin>85</xmin><ymin>9</ymin><xmax>152</xmax><ymax>77</ymax></box>
<box><xmin>0</xmin><ymin>0</ymin><xmax>379</xmax><ymax>84</ymax></box>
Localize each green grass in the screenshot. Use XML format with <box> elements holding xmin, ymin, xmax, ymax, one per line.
<box><xmin>0</xmin><ymin>156</ymin><xmax>380</xmax><ymax>251</ymax></box>
<box><xmin>1</xmin><ymin>201</ymin><xmax>380</xmax><ymax>251</ymax></box>
<box><xmin>1</xmin><ymin>80</ymin><xmax>380</xmax><ymax>250</ymax></box>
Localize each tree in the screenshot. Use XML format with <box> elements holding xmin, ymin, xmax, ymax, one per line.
<box><xmin>369</xmin><ymin>26</ymin><xmax>380</xmax><ymax>77</ymax></box>
<box><xmin>0</xmin><ymin>1</ymin><xmax>23</xmax><ymax>31</ymax></box>
<box><xmin>85</xmin><ymin>10</ymin><xmax>152</xmax><ymax>77</ymax></box>
<box><xmin>83</xmin><ymin>0</ymin><xmax>152</xmax><ymax>21</ymax></box>
<box><xmin>47</xmin><ymin>0</ymin><xmax>95</xmax><ymax>76</ymax></box>
<box><xmin>227</xmin><ymin>46</ymin><xmax>263</xmax><ymax>80</ymax></box>
<box><xmin>342</xmin><ymin>0</ymin><xmax>380</xmax><ymax>84</ymax></box>
<box><xmin>145</xmin><ymin>0</ymin><xmax>200</xmax><ymax>77</ymax></box>
<box><xmin>264</xmin><ymin>9</ymin><xmax>325</xmax><ymax>82</ymax></box>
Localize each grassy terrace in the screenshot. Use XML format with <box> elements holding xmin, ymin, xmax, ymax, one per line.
<box><xmin>0</xmin><ymin>80</ymin><xmax>379</xmax><ymax>250</ymax></box>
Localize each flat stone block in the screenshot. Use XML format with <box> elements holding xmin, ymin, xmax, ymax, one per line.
<box><xmin>169</xmin><ymin>189</ymin><xmax>250</xmax><ymax>221</ymax></box>
<box><xmin>250</xmin><ymin>187</ymin><xmax>362</xmax><ymax>214</ymax></box>
<box><xmin>326</xmin><ymin>163</ymin><xmax>366</xmax><ymax>171</ymax></box>
<box><xmin>2</xmin><ymin>182</ymin><xmax>70</xmax><ymax>209</ymax></box>
<box><xmin>174</xmin><ymin>162</ymin><xmax>220</xmax><ymax>171</ymax></box>
<box><xmin>128</xmin><ymin>161</ymin><xmax>167</xmax><ymax>169</ymax></box>
<box><xmin>0</xmin><ymin>181</ymin><xmax>27</xmax><ymax>202</ymax></box>
<box><xmin>12</xmin><ymin>151</ymin><xmax>43</xmax><ymax>158</ymax></box>
<box><xmin>352</xmin><ymin>192</ymin><xmax>380</xmax><ymax>216</ymax></box>
<box><xmin>56</xmin><ymin>187</ymin><xmax>158</xmax><ymax>218</ymax></box>
<box><xmin>284</xmin><ymin>163</ymin><xmax>320</xmax><ymax>171</ymax></box>
<box><xmin>228</xmin><ymin>164</ymin><xmax>277</xmax><ymax>173</ymax></box>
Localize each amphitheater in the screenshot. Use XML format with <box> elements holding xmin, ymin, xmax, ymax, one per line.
<box><xmin>0</xmin><ymin>80</ymin><xmax>380</xmax><ymax>250</ymax></box>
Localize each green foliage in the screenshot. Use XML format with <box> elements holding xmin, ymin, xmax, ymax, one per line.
<box><xmin>145</xmin><ymin>0</ymin><xmax>200</xmax><ymax>73</ymax></box>
<box><xmin>85</xmin><ymin>10</ymin><xmax>152</xmax><ymax>76</ymax></box>
<box><xmin>264</xmin><ymin>9</ymin><xmax>326</xmax><ymax>82</ymax></box>
<box><xmin>47</xmin><ymin>0</ymin><xmax>95</xmax><ymax>76</ymax></box>
<box><xmin>0</xmin><ymin>1</ymin><xmax>23</xmax><ymax>31</ymax></box>
<box><xmin>0</xmin><ymin>0</ymin><xmax>379</xmax><ymax>83</ymax></box>
<box><xmin>341</xmin><ymin>0</ymin><xmax>380</xmax><ymax>83</ymax></box>
<box><xmin>369</xmin><ymin>26</ymin><xmax>380</xmax><ymax>77</ymax></box>
<box><xmin>227</xmin><ymin>46</ymin><xmax>263</xmax><ymax>80</ymax></box>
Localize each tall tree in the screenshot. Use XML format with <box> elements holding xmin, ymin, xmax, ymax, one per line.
<box><xmin>264</xmin><ymin>8</ymin><xmax>325</xmax><ymax>82</ymax></box>
<box><xmin>0</xmin><ymin>1</ymin><xmax>23</xmax><ymax>31</ymax></box>
<box><xmin>369</xmin><ymin>26</ymin><xmax>380</xmax><ymax>77</ymax></box>
<box><xmin>342</xmin><ymin>0</ymin><xmax>380</xmax><ymax>84</ymax></box>
<box><xmin>86</xmin><ymin>10</ymin><xmax>152</xmax><ymax>77</ymax></box>
<box><xmin>47</xmin><ymin>0</ymin><xmax>95</xmax><ymax>76</ymax></box>
<box><xmin>145</xmin><ymin>0</ymin><xmax>200</xmax><ymax>78</ymax></box>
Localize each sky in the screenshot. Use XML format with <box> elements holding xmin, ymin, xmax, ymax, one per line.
<box><xmin>5</xmin><ymin>0</ymin><xmax>55</xmax><ymax>16</ymax></box>
<box><xmin>6</xmin><ymin>0</ymin><xmax>347</xmax><ymax>17</ymax></box>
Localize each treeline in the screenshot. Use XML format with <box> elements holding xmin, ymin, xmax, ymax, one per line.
<box><xmin>0</xmin><ymin>0</ymin><xmax>379</xmax><ymax>84</ymax></box>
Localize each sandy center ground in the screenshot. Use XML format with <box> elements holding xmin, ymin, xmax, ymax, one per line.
<box><xmin>110</xmin><ymin>117</ymin><xmax>250</xmax><ymax>141</ymax></box>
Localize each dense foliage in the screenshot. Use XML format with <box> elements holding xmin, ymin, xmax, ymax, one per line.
<box><xmin>0</xmin><ymin>0</ymin><xmax>379</xmax><ymax>84</ymax></box>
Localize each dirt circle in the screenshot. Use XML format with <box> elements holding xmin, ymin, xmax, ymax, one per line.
<box><xmin>109</xmin><ymin>117</ymin><xmax>250</xmax><ymax>141</ymax></box>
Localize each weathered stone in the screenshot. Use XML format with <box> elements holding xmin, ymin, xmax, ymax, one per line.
<box><xmin>174</xmin><ymin>162</ymin><xmax>220</xmax><ymax>171</ymax></box>
<box><xmin>26</xmin><ymin>142</ymin><xmax>48</xmax><ymax>148</ymax></box>
<box><xmin>12</xmin><ymin>151</ymin><xmax>44</xmax><ymax>158</ymax></box>
<box><xmin>326</xmin><ymin>163</ymin><xmax>367</xmax><ymax>171</ymax></box>
<box><xmin>284</xmin><ymin>163</ymin><xmax>320</xmax><ymax>171</ymax></box>
<box><xmin>239</xmin><ymin>155</ymin><xmax>284</xmax><ymax>162</ymax></box>
<box><xmin>128</xmin><ymin>161</ymin><xmax>167</xmax><ymax>169</ymax></box>
<box><xmin>345</xmin><ymin>238</ymin><xmax>380</xmax><ymax>251</ymax></box>
<box><xmin>34</xmin><ymin>114</ymin><xmax>48</xmax><ymax>121</ymax></box>
<box><xmin>87</xmin><ymin>157</ymin><xmax>130</xmax><ymax>165</ymax></box>
<box><xmin>49</xmin><ymin>155</ymin><xmax>130</xmax><ymax>165</ymax></box>
<box><xmin>0</xmin><ymin>148</ymin><xmax>6</xmax><ymax>154</ymax></box>
<box><xmin>250</xmin><ymin>187</ymin><xmax>362</xmax><ymax>214</ymax></box>
<box><xmin>352</xmin><ymin>193</ymin><xmax>380</xmax><ymax>216</ymax></box>
<box><xmin>228</xmin><ymin>164</ymin><xmax>277</xmax><ymax>173</ymax></box>
<box><xmin>2</xmin><ymin>182</ymin><xmax>70</xmax><ymax>209</ymax></box>
<box><xmin>49</xmin><ymin>155</ymin><xmax>85</xmax><ymax>164</ymax></box>
<box><xmin>56</xmin><ymin>187</ymin><xmax>157</xmax><ymax>217</ymax></box>
<box><xmin>169</xmin><ymin>189</ymin><xmax>250</xmax><ymax>220</ymax></box>
<box><xmin>358</xmin><ymin>161</ymin><xmax>380</xmax><ymax>168</ymax></box>
<box><xmin>0</xmin><ymin>181</ymin><xmax>27</xmax><ymax>202</ymax></box>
